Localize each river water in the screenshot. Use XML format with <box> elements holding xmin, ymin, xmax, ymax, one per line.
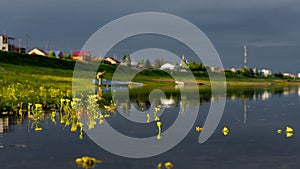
<box><xmin>1</xmin><ymin>85</ymin><xmax>300</xmax><ymax>169</ymax></box>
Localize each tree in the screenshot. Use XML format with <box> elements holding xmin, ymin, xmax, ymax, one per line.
<box><xmin>137</xmin><ymin>58</ymin><xmax>145</xmax><ymax>67</ymax></box>
<box><xmin>240</xmin><ymin>67</ymin><xmax>254</xmax><ymax>77</ymax></box>
<box><xmin>48</xmin><ymin>50</ymin><xmax>55</xmax><ymax>58</ymax></box>
<box><xmin>274</xmin><ymin>72</ymin><xmax>284</xmax><ymax>78</ymax></box>
<box><xmin>188</xmin><ymin>61</ymin><xmax>206</xmax><ymax>71</ymax></box>
<box><xmin>144</xmin><ymin>59</ymin><xmax>152</xmax><ymax>68</ymax></box>
<box><xmin>154</xmin><ymin>58</ymin><xmax>162</xmax><ymax>69</ymax></box>
<box><xmin>63</xmin><ymin>53</ymin><xmax>72</xmax><ymax>60</ymax></box>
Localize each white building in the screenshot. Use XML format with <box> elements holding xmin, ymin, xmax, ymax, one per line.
<box><xmin>261</xmin><ymin>69</ymin><xmax>272</xmax><ymax>77</ymax></box>
<box><xmin>160</xmin><ymin>63</ymin><xmax>176</xmax><ymax>70</ymax></box>
<box><xmin>0</xmin><ymin>34</ymin><xmax>14</xmax><ymax>52</ymax></box>
<box><xmin>283</xmin><ymin>73</ymin><xmax>295</xmax><ymax>78</ymax></box>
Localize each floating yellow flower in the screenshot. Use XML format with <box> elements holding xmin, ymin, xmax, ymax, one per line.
<box><xmin>277</xmin><ymin>129</ymin><xmax>283</xmax><ymax>134</ymax></box>
<box><xmin>196</xmin><ymin>126</ymin><xmax>203</xmax><ymax>132</ymax></box>
<box><xmin>157</xmin><ymin>162</ymin><xmax>162</xmax><ymax>169</ymax></box>
<box><xmin>286</xmin><ymin>132</ymin><xmax>293</xmax><ymax>138</ymax></box>
<box><xmin>286</xmin><ymin>126</ymin><xmax>294</xmax><ymax>138</ymax></box>
<box><xmin>155</xmin><ymin>116</ymin><xmax>160</xmax><ymax>121</ymax></box>
<box><xmin>157</xmin><ymin>121</ymin><xmax>162</xmax><ymax>140</ymax></box>
<box><xmin>75</xmin><ymin>156</ymin><xmax>102</xmax><ymax>169</ymax></box>
<box><xmin>165</xmin><ymin>161</ymin><xmax>174</xmax><ymax>169</ymax></box>
<box><xmin>222</xmin><ymin>126</ymin><xmax>230</xmax><ymax>136</ymax></box>
<box><xmin>146</xmin><ymin>114</ymin><xmax>151</xmax><ymax>123</ymax></box>
<box><xmin>286</xmin><ymin>126</ymin><xmax>293</xmax><ymax>133</ymax></box>
<box><xmin>71</xmin><ymin>124</ymin><xmax>77</xmax><ymax>132</ymax></box>
<box><xmin>104</xmin><ymin>114</ymin><xmax>110</xmax><ymax>118</ymax></box>
<box><xmin>35</xmin><ymin>127</ymin><xmax>42</xmax><ymax>131</ymax></box>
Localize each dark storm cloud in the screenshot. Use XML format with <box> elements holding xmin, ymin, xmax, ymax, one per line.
<box><xmin>1</xmin><ymin>0</ymin><xmax>300</xmax><ymax>73</ymax></box>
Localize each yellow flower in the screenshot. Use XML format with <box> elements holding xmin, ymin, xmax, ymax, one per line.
<box><xmin>286</xmin><ymin>126</ymin><xmax>293</xmax><ymax>133</ymax></box>
<box><xmin>75</xmin><ymin>156</ymin><xmax>102</xmax><ymax>168</ymax></box>
<box><xmin>156</xmin><ymin>121</ymin><xmax>162</xmax><ymax>127</ymax></box>
<box><xmin>196</xmin><ymin>126</ymin><xmax>204</xmax><ymax>132</ymax></box>
<box><xmin>71</xmin><ymin>124</ymin><xmax>77</xmax><ymax>132</ymax></box>
<box><xmin>157</xmin><ymin>162</ymin><xmax>163</xmax><ymax>169</ymax></box>
<box><xmin>285</xmin><ymin>126</ymin><xmax>294</xmax><ymax>138</ymax></box>
<box><xmin>277</xmin><ymin>129</ymin><xmax>283</xmax><ymax>134</ymax></box>
<box><xmin>165</xmin><ymin>162</ymin><xmax>173</xmax><ymax>169</ymax></box>
<box><xmin>154</xmin><ymin>116</ymin><xmax>160</xmax><ymax>121</ymax></box>
<box><xmin>35</xmin><ymin>104</ymin><xmax>42</xmax><ymax>108</ymax></box>
<box><xmin>35</xmin><ymin>127</ymin><xmax>42</xmax><ymax>131</ymax></box>
<box><xmin>104</xmin><ymin>114</ymin><xmax>110</xmax><ymax>118</ymax></box>
<box><xmin>222</xmin><ymin>126</ymin><xmax>230</xmax><ymax>136</ymax></box>
<box><xmin>286</xmin><ymin>132</ymin><xmax>294</xmax><ymax>138</ymax></box>
<box><xmin>146</xmin><ymin>114</ymin><xmax>151</xmax><ymax>123</ymax></box>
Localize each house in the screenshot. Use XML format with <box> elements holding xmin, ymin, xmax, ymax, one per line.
<box><xmin>261</xmin><ymin>69</ymin><xmax>272</xmax><ymax>77</ymax></box>
<box><xmin>53</xmin><ymin>50</ymin><xmax>63</xmax><ymax>58</ymax></box>
<box><xmin>0</xmin><ymin>34</ymin><xmax>14</xmax><ymax>52</ymax></box>
<box><xmin>160</xmin><ymin>63</ymin><xmax>176</xmax><ymax>70</ymax></box>
<box><xmin>28</xmin><ymin>48</ymin><xmax>48</xmax><ymax>56</ymax></box>
<box><xmin>0</xmin><ymin>34</ymin><xmax>25</xmax><ymax>53</ymax></box>
<box><xmin>104</xmin><ymin>57</ymin><xmax>120</xmax><ymax>65</ymax></box>
<box><xmin>72</xmin><ymin>51</ymin><xmax>91</xmax><ymax>61</ymax></box>
<box><xmin>283</xmin><ymin>73</ymin><xmax>295</xmax><ymax>78</ymax></box>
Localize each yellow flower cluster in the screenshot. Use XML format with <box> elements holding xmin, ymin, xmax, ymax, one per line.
<box><xmin>75</xmin><ymin>156</ymin><xmax>102</xmax><ymax>169</ymax></box>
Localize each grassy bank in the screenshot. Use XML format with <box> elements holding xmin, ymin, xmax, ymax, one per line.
<box><xmin>0</xmin><ymin>50</ymin><xmax>299</xmax><ymax>87</ymax></box>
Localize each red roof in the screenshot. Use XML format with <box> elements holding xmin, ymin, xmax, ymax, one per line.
<box><xmin>72</xmin><ymin>51</ymin><xmax>91</xmax><ymax>56</ymax></box>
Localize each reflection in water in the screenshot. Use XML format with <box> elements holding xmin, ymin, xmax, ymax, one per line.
<box><xmin>1</xmin><ymin>85</ymin><xmax>300</xmax><ymax>168</ymax></box>
<box><xmin>0</xmin><ymin>117</ymin><xmax>9</xmax><ymax>136</ymax></box>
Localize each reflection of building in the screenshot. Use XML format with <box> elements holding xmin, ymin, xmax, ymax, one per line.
<box><xmin>161</xmin><ymin>97</ymin><xmax>175</xmax><ymax>107</ymax></box>
<box><xmin>243</xmin><ymin>100</ymin><xmax>247</xmax><ymax>124</ymax></box>
<box><xmin>261</xmin><ymin>91</ymin><xmax>271</xmax><ymax>100</ymax></box>
<box><xmin>0</xmin><ymin>117</ymin><xmax>9</xmax><ymax>136</ymax></box>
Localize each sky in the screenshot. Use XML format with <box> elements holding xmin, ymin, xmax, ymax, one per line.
<box><xmin>1</xmin><ymin>0</ymin><xmax>300</xmax><ymax>73</ymax></box>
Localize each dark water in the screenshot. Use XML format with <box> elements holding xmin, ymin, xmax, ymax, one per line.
<box><xmin>1</xmin><ymin>86</ymin><xmax>300</xmax><ymax>169</ymax></box>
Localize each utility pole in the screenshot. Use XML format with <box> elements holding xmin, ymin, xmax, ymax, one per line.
<box><xmin>244</xmin><ymin>45</ymin><xmax>247</xmax><ymax>68</ymax></box>
<box><xmin>25</xmin><ymin>33</ymin><xmax>28</xmax><ymax>53</ymax></box>
<box><xmin>46</xmin><ymin>40</ymin><xmax>49</xmax><ymax>51</ymax></box>
<box><xmin>18</xmin><ymin>39</ymin><xmax>21</xmax><ymax>53</ymax></box>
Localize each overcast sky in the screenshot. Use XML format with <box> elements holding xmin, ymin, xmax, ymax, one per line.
<box><xmin>1</xmin><ymin>0</ymin><xmax>300</xmax><ymax>73</ymax></box>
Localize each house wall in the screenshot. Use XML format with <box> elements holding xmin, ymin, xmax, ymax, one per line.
<box><xmin>0</xmin><ymin>36</ymin><xmax>9</xmax><ymax>51</ymax></box>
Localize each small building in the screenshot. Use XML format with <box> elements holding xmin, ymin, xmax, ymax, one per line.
<box><xmin>261</xmin><ymin>69</ymin><xmax>272</xmax><ymax>77</ymax></box>
<box><xmin>0</xmin><ymin>34</ymin><xmax>14</xmax><ymax>52</ymax></box>
<box><xmin>230</xmin><ymin>68</ymin><xmax>237</xmax><ymax>73</ymax></box>
<box><xmin>28</xmin><ymin>48</ymin><xmax>48</xmax><ymax>56</ymax></box>
<box><xmin>283</xmin><ymin>73</ymin><xmax>295</xmax><ymax>78</ymax></box>
<box><xmin>72</xmin><ymin>51</ymin><xmax>91</xmax><ymax>62</ymax></box>
<box><xmin>160</xmin><ymin>63</ymin><xmax>176</xmax><ymax>70</ymax></box>
<box><xmin>104</xmin><ymin>57</ymin><xmax>120</xmax><ymax>65</ymax></box>
<box><xmin>0</xmin><ymin>34</ymin><xmax>26</xmax><ymax>53</ymax></box>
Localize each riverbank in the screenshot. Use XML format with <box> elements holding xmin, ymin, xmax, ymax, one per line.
<box><xmin>1</xmin><ymin>50</ymin><xmax>299</xmax><ymax>87</ymax></box>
